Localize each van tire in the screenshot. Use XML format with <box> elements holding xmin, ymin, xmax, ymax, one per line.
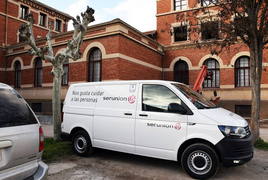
<box><xmin>181</xmin><ymin>143</ymin><xmax>219</xmax><ymax>179</ymax></box>
<box><xmin>72</xmin><ymin>130</ymin><xmax>94</xmax><ymax>156</ymax></box>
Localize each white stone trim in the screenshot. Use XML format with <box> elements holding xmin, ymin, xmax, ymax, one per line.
<box><xmin>220</xmin><ymin>85</ymin><xmax>235</xmax><ymax>89</ymax></box>
<box><xmin>82</xmin><ymin>42</ymin><xmax>107</xmax><ymax>62</ymax></box>
<box><xmin>21</xmin><ymin>84</ymin><xmax>33</xmax><ymax>88</ymax></box>
<box><xmin>230</xmin><ymin>51</ymin><xmax>250</xmax><ymax>66</ymax></box>
<box><xmin>199</xmin><ymin>54</ymin><xmax>227</xmax><ymax>68</ymax></box>
<box><xmin>164</xmin><ymin>56</ymin><xmax>194</xmax><ymax>71</ymax></box>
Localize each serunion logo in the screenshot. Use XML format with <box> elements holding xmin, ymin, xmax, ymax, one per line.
<box><xmin>128</xmin><ymin>95</ymin><xmax>136</xmax><ymax>104</ymax></box>
<box><xmin>174</xmin><ymin>123</ymin><xmax>181</xmax><ymax>130</ymax></box>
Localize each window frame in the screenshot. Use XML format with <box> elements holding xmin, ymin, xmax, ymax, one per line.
<box><xmin>39</xmin><ymin>13</ymin><xmax>47</xmax><ymax>27</ymax></box>
<box><xmin>174</xmin><ymin>0</ymin><xmax>188</xmax><ymax>11</ymax></box>
<box><xmin>20</xmin><ymin>5</ymin><xmax>29</xmax><ymax>20</ymax></box>
<box><xmin>34</xmin><ymin>58</ymin><xmax>43</xmax><ymax>87</ymax></box>
<box><xmin>14</xmin><ymin>61</ymin><xmax>22</xmax><ymax>89</ymax></box>
<box><xmin>203</xmin><ymin>58</ymin><xmax>220</xmax><ymax>88</ymax></box>
<box><xmin>62</xmin><ymin>62</ymin><xmax>69</xmax><ymax>86</ymax></box>
<box><xmin>174</xmin><ymin>60</ymin><xmax>189</xmax><ymax>85</ymax></box>
<box><xmin>235</xmin><ymin>56</ymin><xmax>250</xmax><ymax>87</ymax></box>
<box><xmin>55</xmin><ymin>19</ymin><xmax>62</xmax><ymax>32</ymax></box>
<box><xmin>201</xmin><ymin>0</ymin><xmax>218</xmax><ymax>7</ymax></box>
<box><xmin>88</xmin><ymin>48</ymin><xmax>102</xmax><ymax>82</ymax></box>
<box><xmin>173</xmin><ymin>25</ymin><xmax>188</xmax><ymax>42</ymax></box>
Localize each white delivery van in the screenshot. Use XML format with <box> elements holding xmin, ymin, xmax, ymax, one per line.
<box><xmin>61</xmin><ymin>80</ymin><xmax>253</xmax><ymax>179</ymax></box>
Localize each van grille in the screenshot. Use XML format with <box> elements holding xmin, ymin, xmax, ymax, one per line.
<box><xmin>245</xmin><ymin>126</ymin><xmax>251</xmax><ymax>137</ymax></box>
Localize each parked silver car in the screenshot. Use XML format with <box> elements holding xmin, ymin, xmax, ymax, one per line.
<box><xmin>0</xmin><ymin>83</ymin><xmax>48</xmax><ymax>180</ymax></box>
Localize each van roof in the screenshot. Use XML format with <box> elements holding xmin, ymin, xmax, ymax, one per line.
<box><xmin>0</xmin><ymin>83</ymin><xmax>12</xmax><ymax>90</ymax></box>
<box><xmin>70</xmin><ymin>80</ymin><xmax>183</xmax><ymax>87</ymax></box>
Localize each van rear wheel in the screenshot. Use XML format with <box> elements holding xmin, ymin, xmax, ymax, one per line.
<box><xmin>72</xmin><ymin>130</ymin><xmax>93</xmax><ymax>156</ymax></box>
<box><xmin>181</xmin><ymin>143</ymin><xmax>219</xmax><ymax>179</ymax></box>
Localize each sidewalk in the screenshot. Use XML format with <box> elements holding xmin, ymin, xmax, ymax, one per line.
<box><xmin>42</xmin><ymin>124</ymin><xmax>268</xmax><ymax>142</ymax></box>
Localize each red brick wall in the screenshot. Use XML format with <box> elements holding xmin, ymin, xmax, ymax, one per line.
<box><xmin>0</xmin><ymin>15</ymin><xmax>5</xmax><ymax>45</ymax></box>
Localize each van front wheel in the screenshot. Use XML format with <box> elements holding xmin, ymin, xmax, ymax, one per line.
<box><xmin>72</xmin><ymin>130</ymin><xmax>93</xmax><ymax>156</ymax></box>
<box><xmin>181</xmin><ymin>143</ymin><xmax>219</xmax><ymax>179</ymax></box>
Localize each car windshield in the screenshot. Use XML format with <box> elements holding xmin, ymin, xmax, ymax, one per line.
<box><xmin>172</xmin><ymin>83</ymin><xmax>217</xmax><ymax>109</ymax></box>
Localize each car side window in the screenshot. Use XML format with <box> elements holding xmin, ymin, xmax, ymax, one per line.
<box><xmin>142</xmin><ymin>84</ymin><xmax>182</xmax><ymax>113</ymax></box>
<box><xmin>0</xmin><ymin>89</ymin><xmax>37</xmax><ymax>128</ymax></box>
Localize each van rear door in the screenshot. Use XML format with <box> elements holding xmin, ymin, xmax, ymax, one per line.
<box><xmin>0</xmin><ymin>89</ymin><xmax>39</xmax><ymax>177</ymax></box>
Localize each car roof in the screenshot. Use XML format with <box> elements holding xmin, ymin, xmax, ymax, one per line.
<box><xmin>0</xmin><ymin>83</ymin><xmax>12</xmax><ymax>90</ymax></box>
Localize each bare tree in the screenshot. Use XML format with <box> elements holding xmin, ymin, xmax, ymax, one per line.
<box><xmin>19</xmin><ymin>6</ymin><xmax>95</xmax><ymax>141</ymax></box>
<box><xmin>178</xmin><ymin>0</ymin><xmax>268</xmax><ymax>142</ymax></box>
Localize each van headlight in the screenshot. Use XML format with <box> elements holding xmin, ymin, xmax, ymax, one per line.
<box><xmin>218</xmin><ymin>126</ymin><xmax>247</xmax><ymax>139</ymax></box>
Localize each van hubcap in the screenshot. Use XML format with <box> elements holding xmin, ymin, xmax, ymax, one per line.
<box><xmin>74</xmin><ymin>136</ymin><xmax>87</xmax><ymax>153</ymax></box>
<box><xmin>187</xmin><ymin>151</ymin><xmax>212</xmax><ymax>175</ymax></box>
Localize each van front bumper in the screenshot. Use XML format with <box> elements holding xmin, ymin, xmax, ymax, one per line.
<box><xmin>216</xmin><ymin>135</ymin><xmax>253</xmax><ymax>167</ymax></box>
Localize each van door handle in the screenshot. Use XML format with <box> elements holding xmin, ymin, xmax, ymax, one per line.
<box><xmin>139</xmin><ymin>114</ymin><xmax>148</xmax><ymax>117</ymax></box>
<box><xmin>0</xmin><ymin>141</ymin><xmax>12</xmax><ymax>149</ymax></box>
<box><xmin>124</xmin><ymin>113</ymin><xmax>132</xmax><ymax>116</ymax></box>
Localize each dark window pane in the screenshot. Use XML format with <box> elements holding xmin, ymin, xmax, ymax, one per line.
<box><xmin>31</xmin><ymin>103</ymin><xmax>42</xmax><ymax>113</ymax></box>
<box><xmin>142</xmin><ymin>84</ymin><xmax>182</xmax><ymax>113</ymax></box>
<box><xmin>14</xmin><ymin>61</ymin><xmax>21</xmax><ymax>88</ymax></box>
<box><xmin>0</xmin><ymin>89</ymin><xmax>37</xmax><ymax>128</ymax></box>
<box><xmin>174</xmin><ymin>26</ymin><xmax>187</xmax><ymax>42</ymax></box>
<box><xmin>34</xmin><ymin>58</ymin><xmax>42</xmax><ymax>87</ymax></box>
<box><xmin>20</xmin><ymin>5</ymin><xmax>29</xmax><ymax>19</ymax></box>
<box><xmin>40</xmin><ymin>13</ymin><xmax>47</xmax><ymax>27</ymax></box>
<box><xmin>55</xmin><ymin>19</ymin><xmax>62</xmax><ymax>32</ymax></box>
<box><xmin>235</xmin><ymin>105</ymin><xmax>251</xmax><ymax>117</ymax></box>
<box><xmin>201</xmin><ymin>21</ymin><xmax>219</xmax><ymax>40</ymax></box>
<box><xmin>62</xmin><ymin>63</ymin><xmax>69</xmax><ymax>85</ymax></box>
<box><xmin>174</xmin><ymin>60</ymin><xmax>189</xmax><ymax>85</ymax></box>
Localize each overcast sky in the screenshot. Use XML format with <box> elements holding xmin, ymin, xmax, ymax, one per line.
<box><xmin>39</xmin><ymin>0</ymin><xmax>156</xmax><ymax>32</ymax></box>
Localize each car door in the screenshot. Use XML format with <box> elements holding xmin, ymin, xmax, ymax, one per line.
<box><xmin>93</xmin><ymin>83</ymin><xmax>138</xmax><ymax>154</ymax></box>
<box><xmin>135</xmin><ymin>83</ymin><xmax>188</xmax><ymax>160</ymax></box>
<box><xmin>0</xmin><ymin>88</ymin><xmax>39</xmax><ymax>174</ymax></box>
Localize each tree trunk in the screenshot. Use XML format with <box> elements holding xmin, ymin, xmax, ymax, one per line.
<box><xmin>249</xmin><ymin>41</ymin><xmax>263</xmax><ymax>143</ymax></box>
<box><xmin>52</xmin><ymin>66</ymin><xmax>63</xmax><ymax>141</ymax></box>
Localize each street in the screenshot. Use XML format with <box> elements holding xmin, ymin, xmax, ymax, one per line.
<box><xmin>47</xmin><ymin>148</ymin><xmax>268</xmax><ymax>180</ymax></box>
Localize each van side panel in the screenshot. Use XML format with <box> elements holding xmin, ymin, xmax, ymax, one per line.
<box><xmin>93</xmin><ymin>84</ymin><xmax>138</xmax><ymax>154</ymax></box>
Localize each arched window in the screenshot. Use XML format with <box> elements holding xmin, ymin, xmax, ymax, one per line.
<box><xmin>235</xmin><ymin>56</ymin><xmax>250</xmax><ymax>87</ymax></box>
<box><xmin>34</xmin><ymin>58</ymin><xmax>42</xmax><ymax>87</ymax></box>
<box><xmin>62</xmin><ymin>61</ymin><xmax>69</xmax><ymax>86</ymax></box>
<box><xmin>203</xmin><ymin>58</ymin><xmax>220</xmax><ymax>88</ymax></box>
<box><xmin>14</xmin><ymin>61</ymin><xmax>21</xmax><ymax>88</ymax></box>
<box><xmin>174</xmin><ymin>60</ymin><xmax>189</xmax><ymax>85</ymax></box>
<box><xmin>88</xmin><ymin>48</ymin><xmax>102</xmax><ymax>82</ymax></box>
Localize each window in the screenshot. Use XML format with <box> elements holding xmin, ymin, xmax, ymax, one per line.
<box><xmin>39</xmin><ymin>13</ymin><xmax>47</xmax><ymax>27</ymax></box>
<box><xmin>20</xmin><ymin>5</ymin><xmax>29</xmax><ymax>19</ymax></box>
<box><xmin>235</xmin><ymin>105</ymin><xmax>251</xmax><ymax>117</ymax></box>
<box><xmin>34</xmin><ymin>58</ymin><xmax>42</xmax><ymax>87</ymax></box>
<box><xmin>174</xmin><ymin>25</ymin><xmax>187</xmax><ymax>42</ymax></box>
<box><xmin>0</xmin><ymin>89</ymin><xmax>37</xmax><ymax>128</ymax></box>
<box><xmin>14</xmin><ymin>61</ymin><xmax>22</xmax><ymax>88</ymax></box>
<box><xmin>30</xmin><ymin>103</ymin><xmax>42</xmax><ymax>113</ymax></box>
<box><xmin>201</xmin><ymin>21</ymin><xmax>219</xmax><ymax>40</ymax></box>
<box><xmin>174</xmin><ymin>0</ymin><xmax>187</xmax><ymax>11</ymax></box>
<box><xmin>62</xmin><ymin>61</ymin><xmax>69</xmax><ymax>86</ymax></box>
<box><xmin>203</xmin><ymin>58</ymin><xmax>220</xmax><ymax>88</ymax></box>
<box><xmin>201</xmin><ymin>0</ymin><xmax>217</xmax><ymax>6</ymax></box>
<box><xmin>55</xmin><ymin>19</ymin><xmax>62</xmax><ymax>32</ymax></box>
<box><xmin>142</xmin><ymin>84</ymin><xmax>182</xmax><ymax>113</ymax></box>
<box><xmin>88</xmin><ymin>48</ymin><xmax>102</xmax><ymax>82</ymax></box>
<box><xmin>235</xmin><ymin>56</ymin><xmax>250</xmax><ymax>87</ymax></box>
<box><xmin>174</xmin><ymin>60</ymin><xmax>189</xmax><ymax>85</ymax></box>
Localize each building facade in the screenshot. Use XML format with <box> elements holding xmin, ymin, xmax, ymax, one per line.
<box><xmin>0</xmin><ymin>0</ymin><xmax>268</xmax><ymax>120</ymax></box>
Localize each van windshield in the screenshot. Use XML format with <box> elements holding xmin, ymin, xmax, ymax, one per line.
<box><xmin>172</xmin><ymin>83</ymin><xmax>217</xmax><ymax>109</ymax></box>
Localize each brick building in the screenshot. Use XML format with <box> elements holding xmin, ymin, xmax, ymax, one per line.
<box><xmin>0</xmin><ymin>0</ymin><xmax>268</xmax><ymax>120</ymax></box>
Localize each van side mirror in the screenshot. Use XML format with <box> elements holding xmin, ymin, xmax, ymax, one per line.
<box><xmin>168</xmin><ymin>103</ymin><xmax>188</xmax><ymax>115</ymax></box>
